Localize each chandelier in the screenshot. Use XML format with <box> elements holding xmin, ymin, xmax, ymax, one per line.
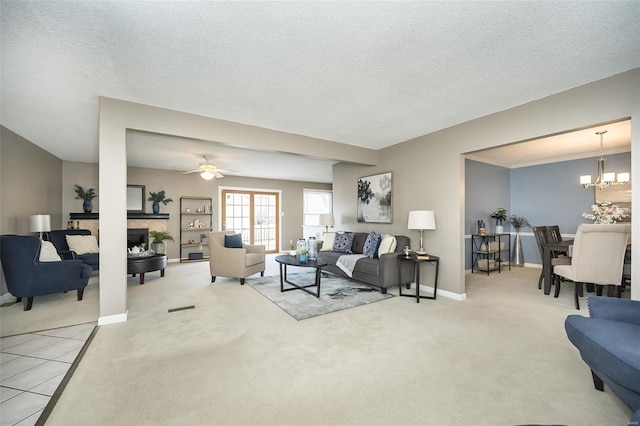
<box><xmin>580</xmin><ymin>130</ymin><xmax>629</xmax><ymax>189</ymax></box>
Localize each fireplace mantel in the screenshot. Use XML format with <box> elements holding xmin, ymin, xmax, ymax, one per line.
<box><xmin>70</xmin><ymin>213</ymin><xmax>170</xmax><ymax>220</ymax></box>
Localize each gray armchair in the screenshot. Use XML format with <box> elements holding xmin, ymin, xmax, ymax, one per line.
<box><xmin>209</xmin><ymin>231</ymin><xmax>265</xmax><ymax>285</ymax></box>
<box><xmin>0</xmin><ymin>235</ymin><xmax>92</xmax><ymax>310</ymax></box>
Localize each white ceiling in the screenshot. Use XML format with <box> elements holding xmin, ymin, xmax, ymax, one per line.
<box><xmin>1</xmin><ymin>2</ymin><xmax>639</xmax><ymax>183</ymax></box>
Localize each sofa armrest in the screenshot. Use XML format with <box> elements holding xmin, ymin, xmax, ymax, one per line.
<box><xmin>587</xmin><ymin>296</ymin><xmax>640</xmax><ymax>326</ymax></box>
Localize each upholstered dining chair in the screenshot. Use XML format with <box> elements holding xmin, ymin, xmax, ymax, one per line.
<box><xmin>208</xmin><ymin>231</ymin><xmax>265</xmax><ymax>285</ymax></box>
<box><xmin>553</xmin><ymin>224</ymin><xmax>631</xmax><ymax>310</ymax></box>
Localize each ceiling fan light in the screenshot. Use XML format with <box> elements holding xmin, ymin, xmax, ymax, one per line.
<box><xmin>200</xmin><ymin>171</ymin><xmax>215</xmax><ymax>180</ymax></box>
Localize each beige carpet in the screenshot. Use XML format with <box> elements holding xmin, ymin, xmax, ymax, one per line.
<box><xmin>4</xmin><ymin>262</ymin><xmax>633</xmax><ymax>425</ymax></box>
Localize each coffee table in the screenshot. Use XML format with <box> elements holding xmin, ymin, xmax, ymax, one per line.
<box><xmin>127</xmin><ymin>254</ymin><xmax>167</xmax><ymax>284</ymax></box>
<box><xmin>275</xmin><ymin>255</ymin><xmax>328</xmax><ymax>298</ymax></box>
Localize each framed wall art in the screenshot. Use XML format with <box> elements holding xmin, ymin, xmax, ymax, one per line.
<box><xmin>357</xmin><ymin>172</ymin><xmax>392</xmax><ymax>223</ymax></box>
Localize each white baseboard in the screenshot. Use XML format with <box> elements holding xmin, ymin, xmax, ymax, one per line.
<box><xmin>418</xmin><ymin>284</ymin><xmax>467</xmax><ymax>301</ymax></box>
<box><xmin>98</xmin><ymin>311</ymin><xmax>128</xmax><ymax>325</ymax></box>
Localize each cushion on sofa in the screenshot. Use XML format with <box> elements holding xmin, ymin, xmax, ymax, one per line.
<box><xmin>332</xmin><ymin>232</ymin><xmax>354</xmax><ymax>253</ymax></box>
<box><xmin>66</xmin><ymin>235</ymin><xmax>99</xmax><ymax>255</ymax></box>
<box><xmin>378</xmin><ymin>234</ymin><xmax>397</xmax><ymax>257</ymax></box>
<box><xmin>352</xmin><ymin>233</ymin><xmax>368</xmax><ymax>254</ymax></box>
<box><xmin>320</xmin><ymin>232</ymin><xmax>336</xmax><ymax>251</ymax></box>
<box><xmin>363</xmin><ymin>232</ymin><xmax>382</xmax><ymax>258</ymax></box>
<box><xmin>39</xmin><ymin>241</ymin><xmax>61</xmax><ymax>262</ymax></box>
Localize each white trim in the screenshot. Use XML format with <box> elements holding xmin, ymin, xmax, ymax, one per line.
<box><xmin>98</xmin><ymin>311</ymin><xmax>128</xmax><ymax>325</ymax></box>
<box><xmin>417</xmin><ymin>284</ymin><xmax>467</xmax><ymax>301</ymax></box>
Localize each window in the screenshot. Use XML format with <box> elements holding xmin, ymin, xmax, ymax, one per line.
<box><xmin>303</xmin><ymin>189</ymin><xmax>333</xmax><ymax>239</ymax></box>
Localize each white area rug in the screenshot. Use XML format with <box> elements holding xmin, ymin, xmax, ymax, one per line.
<box><xmin>248</xmin><ymin>272</ymin><xmax>393</xmax><ymax>320</ymax></box>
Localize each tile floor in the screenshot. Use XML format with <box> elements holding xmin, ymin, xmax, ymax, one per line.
<box><xmin>0</xmin><ymin>322</ymin><xmax>96</xmax><ymax>426</ymax></box>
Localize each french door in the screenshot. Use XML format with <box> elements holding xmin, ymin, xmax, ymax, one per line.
<box><xmin>221</xmin><ymin>190</ymin><xmax>279</xmax><ymax>253</ymax></box>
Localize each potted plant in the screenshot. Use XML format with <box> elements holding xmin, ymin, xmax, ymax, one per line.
<box><xmin>297</xmin><ymin>248</ymin><xmax>308</xmax><ymax>263</ymax></box>
<box><xmin>149</xmin><ymin>231</ymin><xmax>174</xmax><ymax>254</ymax></box>
<box><xmin>200</xmin><ymin>233</ymin><xmax>208</xmax><ymax>243</ymax></box>
<box><xmin>74</xmin><ymin>184</ymin><xmax>97</xmax><ymax>213</ymax></box>
<box><xmin>148</xmin><ymin>190</ymin><xmax>173</xmax><ymax>214</ymax></box>
<box><xmin>490</xmin><ymin>208</ymin><xmax>508</xmax><ymax>234</ymax></box>
<box><xmin>509</xmin><ymin>215</ymin><xmax>531</xmax><ymax>267</ymax></box>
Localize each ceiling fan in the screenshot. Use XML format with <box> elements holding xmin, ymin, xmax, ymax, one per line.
<box><xmin>182</xmin><ymin>156</ymin><xmax>225</xmax><ymax>180</ymax></box>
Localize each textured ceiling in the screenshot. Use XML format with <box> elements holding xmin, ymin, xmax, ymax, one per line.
<box><xmin>1</xmin><ymin>1</ymin><xmax>639</xmax><ymax>182</ymax></box>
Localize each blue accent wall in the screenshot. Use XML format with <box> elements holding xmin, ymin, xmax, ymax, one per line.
<box><xmin>465</xmin><ymin>152</ymin><xmax>631</xmax><ymax>269</ymax></box>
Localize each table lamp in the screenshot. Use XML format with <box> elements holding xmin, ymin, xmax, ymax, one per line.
<box><xmin>319</xmin><ymin>213</ymin><xmax>335</xmax><ymax>232</ymax></box>
<box><xmin>407</xmin><ymin>210</ymin><xmax>436</xmax><ymax>255</ymax></box>
<box><xmin>30</xmin><ymin>214</ymin><xmax>51</xmax><ymax>239</ymax></box>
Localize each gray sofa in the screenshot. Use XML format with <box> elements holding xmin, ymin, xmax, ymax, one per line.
<box><xmin>317</xmin><ymin>232</ymin><xmax>413</xmax><ymax>293</ymax></box>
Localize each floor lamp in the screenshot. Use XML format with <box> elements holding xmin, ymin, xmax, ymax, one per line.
<box><xmin>30</xmin><ymin>214</ymin><xmax>51</xmax><ymax>240</ymax></box>
<box><xmin>407</xmin><ymin>210</ymin><xmax>436</xmax><ymax>255</ymax></box>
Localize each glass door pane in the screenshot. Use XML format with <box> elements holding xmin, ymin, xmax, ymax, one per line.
<box><xmin>222</xmin><ymin>190</ymin><xmax>279</xmax><ymax>253</ymax></box>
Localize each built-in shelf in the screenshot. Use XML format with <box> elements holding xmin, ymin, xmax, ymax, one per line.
<box><xmin>70</xmin><ymin>213</ymin><xmax>170</xmax><ymax>220</ymax></box>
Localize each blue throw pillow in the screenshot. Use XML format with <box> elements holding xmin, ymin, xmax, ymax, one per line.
<box><xmin>224</xmin><ymin>233</ymin><xmax>243</xmax><ymax>248</ymax></box>
<box><xmin>332</xmin><ymin>232</ymin><xmax>354</xmax><ymax>253</ymax></box>
<box><xmin>363</xmin><ymin>231</ymin><xmax>382</xmax><ymax>259</ymax></box>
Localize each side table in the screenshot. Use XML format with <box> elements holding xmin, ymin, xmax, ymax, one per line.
<box><xmin>397</xmin><ymin>253</ymin><xmax>440</xmax><ymax>303</ymax></box>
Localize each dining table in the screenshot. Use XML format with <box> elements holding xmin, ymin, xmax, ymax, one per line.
<box><xmin>542</xmin><ymin>239</ymin><xmax>631</xmax><ymax>295</ymax></box>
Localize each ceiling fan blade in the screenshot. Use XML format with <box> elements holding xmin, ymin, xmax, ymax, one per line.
<box><xmin>181</xmin><ymin>169</ymin><xmax>200</xmax><ymax>174</ymax></box>
<box><xmin>214</xmin><ymin>172</ymin><xmax>224</xmax><ymax>178</ymax></box>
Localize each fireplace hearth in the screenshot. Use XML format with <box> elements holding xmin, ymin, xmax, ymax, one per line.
<box><xmin>127</xmin><ymin>228</ymin><xmax>149</xmax><ymax>250</ymax></box>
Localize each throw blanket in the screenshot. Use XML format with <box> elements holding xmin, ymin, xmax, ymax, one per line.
<box><xmin>336</xmin><ymin>254</ymin><xmax>366</xmax><ymax>278</ymax></box>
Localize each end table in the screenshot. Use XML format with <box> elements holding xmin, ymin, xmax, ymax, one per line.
<box><xmin>397</xmin><ymin>253</ymin><xmax>440</xmax><ymax>303</ymax></box>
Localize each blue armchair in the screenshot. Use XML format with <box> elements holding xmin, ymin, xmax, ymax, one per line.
<box><xmin>565</xmin><ymin>296</ymin><xmax>640</xmax><ymax>423</ymax></box>
<box><xmin>0</xmin><ymin>235</ymin><xmax>92</xmax><ymax>311</ymax></box>
<box><xmin>44</xmin><ymin>229</ymin><xmax>99</xmax><ymax>271</ymax></box>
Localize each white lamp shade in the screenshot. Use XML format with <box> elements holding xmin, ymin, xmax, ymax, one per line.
<box><xmin>603</xmin><ymin>172</ymin><xmax>616</xmax><ymax>183</ymax></box>
<box><xmin>319</xmin><ymin>213</ymin><xmax>335</xmax><ymax>226</ymax></box>
<box><xmin>617</xmin><ymin>172</ymin><xmax>630</xmax><ymax>182</ymax></box>
<box><xmin>29</xmin><ymin>214</ymin><xmax>51</xmax><ymax>233</ymax></box>
<box><xmin>408</xmin><ymin>210</ymin><xmax>436</xmax><ymax>230</ymax></box>
<box><xmin>580</xmin><ymin>175</ymin><xmax>592</xmax><ymax>185</ymax></box>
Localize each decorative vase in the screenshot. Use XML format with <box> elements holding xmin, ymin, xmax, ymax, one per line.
<box><xmin>298</xmin><ymin>254</ymin><xmax>308</xmax><ymax>263</ymax></box>
<box><xmin>296</xmin><ymin>239</ymin><xmax>307</xmax><ymax>262</ymax></box>
<box><xmin>151</xmin><ymin>242</ymin><xmax>165</xmax><ymax>254</ymax></box>
<box><xmin>83</xmin><ymin>199</ymin><xmax>92</xmax><ymax>213</ymax></box>
<box><xmin>512</xmin><ymin>230</ymin><xmax>524</xmax><ymax>267</ymax></box>
<box><xmin>495</xmin><ymin>220</ymin><xmax>503</xmax><ymax>234</ymax></box>
<box><xmin>152</xmin><ymin>201</ymin><xmax>160</xmax><ymax>215</ymax></box>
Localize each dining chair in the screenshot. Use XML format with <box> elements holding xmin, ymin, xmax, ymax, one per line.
<box><xmin>533</xmin><ymin>225</ymin><xmax>570</xmax><ymax>290</ymax></box>
<box><xmin>553</xmin><ymin>223</ymin><xmax>631</xmax><ymax>310</ymax></box>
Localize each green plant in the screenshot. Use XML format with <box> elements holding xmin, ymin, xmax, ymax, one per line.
<box><xmin>147</xmin><ymin>190</ymin><xmax>173</xmax><ymax>205</ymax></box>
<box><xmin>74</xmin><ymin>184</ymin><xmax>96</xmax><ymax>201</ymax></box>
<box><xmin>490</xmin><ymin>208</ymin><xmax>507</xmax><ymax>222</ymax></box>
<box><xmin>200</xmin><ymin>233</ymin><xmax>207</xmax><ymax>239</ymax></box>
<box><xmin>298</xmin><ymin>248</ymin><xmax>308</xmax><ymax>255</ymax></box>
<box><xmin>149</xmin><ymin>231</ymin><xmax>174</xmax><ymax>244</ymax></box>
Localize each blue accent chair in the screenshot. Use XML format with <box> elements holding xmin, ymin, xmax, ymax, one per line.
<box><xmin>565</xmin><ymin>296</ymin><xmax>640</xmax><ymax>422</ymax></box>
<box><xmin>44</xmin><ymin>229</ymin><xmax>99</xmax><ymax>271</ymax></box>
<box><xmin>0</xmin><ymin>235</ymin><xmax>92</xmax><ymax>311</ymax></box>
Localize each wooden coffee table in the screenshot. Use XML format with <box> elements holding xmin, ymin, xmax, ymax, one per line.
<box><xmin>127</xmin><ymin>254</ymin><xmax>167</xmax><ymax>284</ymax></box>
<box><xmin>275</xmin><ymin>255</ymin><xmax>328</xmax><ymax>298</ymax></box>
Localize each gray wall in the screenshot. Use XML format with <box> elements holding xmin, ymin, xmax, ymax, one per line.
<box><xmin>62</xmin><ymin>161</ymin><xmax>331</xmax><ymax>260</ymax></box>
<box><xmin>1</xmin><ymin>126</ymin><xmax>63</xmax><ymax>295</ymax></box>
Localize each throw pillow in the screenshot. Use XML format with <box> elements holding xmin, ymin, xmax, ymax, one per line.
<box><xmin>39</xmin><ymin>240</ymin><xmax>61</xmax><ymax>262</ymax></box>
<box><xmin>362</xmin><ymin>231</ymin><xmax>382</xmax><ymax>259</ymax></box>
<box><xmin>224</xmin><ymin>233</ymin><xmax>243</xmax><ymax>248</ymax></box>
<box><xmin>332</xmin><ymin>232</ymin><xmax>354</xmax><ymax>253</ymax></box>
<box><xmin>66</xmin><ymin>235</ymin><xmax>100</xmax><ymax>255</ymax></box>
<box><xmin>320</xmin><ymin>232</ymin><xmax>336</xmax><ymax>251</ymax></box>
<box><xmin>377</xmin><ymin>234</ymin><xmax>397</xmax><ymax>257</ymax></box>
